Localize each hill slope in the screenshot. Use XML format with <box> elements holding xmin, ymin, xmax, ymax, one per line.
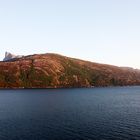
<box><xmin>0</xmin><ymin>53</ymin><xmax>140</xmax><ymax>88</ymax></box>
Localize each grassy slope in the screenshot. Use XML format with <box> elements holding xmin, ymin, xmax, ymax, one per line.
<box><xmin>0</xmin><ymin>53</ymin><xmax>140</xmax><ymax>88</ymax></box>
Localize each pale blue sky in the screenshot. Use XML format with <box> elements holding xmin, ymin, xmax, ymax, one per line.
<box><xmin>0</xmin><ymin>0</ymin><xmax>140</xmax><ymax>68</ymax></box>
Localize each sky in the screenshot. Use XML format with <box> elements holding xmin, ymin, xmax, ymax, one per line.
<box><xmin>0</xmin><ymin>0</ymin><xmax>140</xmax><ymax>68</ymax></box>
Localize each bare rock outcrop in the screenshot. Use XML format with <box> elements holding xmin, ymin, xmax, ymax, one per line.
<box><xmin>3</xmin><ymin>52</ymin><xmax>23</xmax><ymax>61</ymax></box>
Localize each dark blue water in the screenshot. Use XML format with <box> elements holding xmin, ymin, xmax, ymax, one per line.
<box><xmin>0</xmin><ymin>87</ymin><xmax>140</xmax><ymax>140</ymax></box>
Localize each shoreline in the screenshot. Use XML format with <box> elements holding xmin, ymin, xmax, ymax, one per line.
<box><xmin>0</xmin><ymin>85</ymin><xmax>140</xmax><ymax>90</ymax></box>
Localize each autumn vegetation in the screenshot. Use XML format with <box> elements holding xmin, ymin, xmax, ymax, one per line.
<box><xmin>0</xmin><ymin>53</ymin><xmax>140</xmax><ymax>88</ymax></box>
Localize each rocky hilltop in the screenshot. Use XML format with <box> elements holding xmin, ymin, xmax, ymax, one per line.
<box><xmin>0</xmin><ymin>53</ymin><xmax>140</xmax><ymax>88</ymax></box>
<box><xmin>3</xmin><ymin>52</ymin><xmax>23</xmax><ymax>61</ymax></box>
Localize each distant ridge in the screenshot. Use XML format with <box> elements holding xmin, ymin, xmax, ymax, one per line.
<box><xmin>0</xmin><ymin>53</ymin><xmax>140</xmax><ymax>88</ymax></box>
<box><xmin>3</xmin><ymin>52</ymin><xmax>23</xmax><ymax>61</ymax></box>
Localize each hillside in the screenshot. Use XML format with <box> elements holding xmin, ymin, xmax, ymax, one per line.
<box><xmin>0</xmin><ymin>53</ymin><xmax>140</xmax><ymax>88</ymax></box>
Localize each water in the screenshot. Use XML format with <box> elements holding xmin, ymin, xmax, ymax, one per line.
<box><xmin>0</xmin><ymin>87</ymin><xmax>140</xmax><ymax>140</ymax></box>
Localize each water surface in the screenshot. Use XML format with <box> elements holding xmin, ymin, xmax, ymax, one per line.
<box><xmin>0</xmin><ymin>86</ymin><xmax>140</xmax><ymax>140</ymax></box>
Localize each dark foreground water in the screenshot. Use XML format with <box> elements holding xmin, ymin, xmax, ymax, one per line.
<box><xmin>0</xmin><ymin>87</ymin><xmax>140</xmax><ymax>140</ymax></box>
